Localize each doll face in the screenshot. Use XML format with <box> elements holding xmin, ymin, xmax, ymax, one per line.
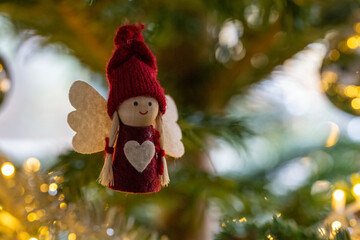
<box><xmin>118</xmin><ymin>96</ymin><xmax>159</xmax><ymax>127</ymax></box>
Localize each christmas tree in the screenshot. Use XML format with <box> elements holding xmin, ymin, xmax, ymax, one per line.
<box><xmin>0</xmin><ymin>0</ymin><xmax>360</xmax><ymax>239</ymax></box>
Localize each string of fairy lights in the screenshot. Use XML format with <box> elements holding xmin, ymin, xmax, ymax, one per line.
<box><xmin>0</xmin><ymin>157</ymin><xmax>78</xmax><ymax>240</ymax></box>
<box><xmin>320</xmin><ymin>175</ymin><xmax>360</xmax><ymax>239</ymax></box>
<box><xmin>0</xmin><ymin>155</ymin><xmax>153</xmax><ymax>240</ymax></box>
<box><xmin>321</xmin><ymin>22</ymin><xmax>360</xmax><ymax>116</ymax></box>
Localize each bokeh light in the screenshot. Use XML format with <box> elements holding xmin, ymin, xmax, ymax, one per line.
<box><xmin>24</xmin><ymin>157</ymin><xmax>41</xmax><ymax>172</ymax></box>
<box><xmin>1</xmin><ymin>162</ymin><xmax>15</xmax><ymax>177</ymax></box>
<box><xmin>106</xmin><ymin>228</ymin><xmax>114</xmax><ymax>236</ymax></box>
<box><xmin>68</xmin><ymin>233</ymin><xmax>76</xmax><ymax>240</ymax></box>
<box><xmin>333</xmin><ymin>189</ymin><xmax>345</xmax><ymax>201</ymax></box>
<box><xmin>0</xmin><ymin>57</ymin><xmax>11</xmax><ymax>108</ymax></box>
<box><xmin>351</xmin><ymin>98</ymin><xmax>360</xmax><ymax>109</ymax></box>
<box><xmin>332</xmin><ymin>221</ymin><xmax>342</xmax><ymax>231</ymax></box>
<box><xmin>40</xmin><ymin>184</ymin><xmax>48</xmax><ymax>193</ymax></box>
<box><xmin>353</xmin><ymin>183</ymin><xmax>360</xmax><ymax>197</ymax></box>
<box><xmin>27</xmin><ymin>212</ymin><xmax>38</xmax><ymax>222</ymax></box>
<box><xmin>344</xmin><ymin>85</ymin><xmax>359</xmax><ymax>98</ymax></box>
<box><xmin>329</xmin><ymin>49</ymin><xmax>340</xmax><ymax>61</ymax></box>
<box><xmin>325</xmin><ymin>122</ymin><xmax>339</xmax><ymax>147</ymax></box>
<box><xmin>347</xmin><ymin>36</ymin><xmax>358</xmax><ymax>49</ymax></box>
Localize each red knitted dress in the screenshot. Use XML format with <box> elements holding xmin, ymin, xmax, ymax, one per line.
<box><xmin>109</xmin><ymin>122</ymin><xmax>163</xmax><ymax>193</ymax></box>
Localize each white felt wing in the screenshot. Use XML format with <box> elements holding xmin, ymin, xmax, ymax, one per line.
<box><xmin>67</xmin><ymin>80</ymin><xmax>111</xmax><ymax>154</ymax></box>
<box><xmin>163</xmin><ymin>95</ymin><xmax>185</xmax><ymax>158</ymax></box>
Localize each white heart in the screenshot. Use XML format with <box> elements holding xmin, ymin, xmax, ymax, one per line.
<box><xmin>124</xmin><ymin>140</ymin><xmax>156</xmax><ymax>172</ymax></box>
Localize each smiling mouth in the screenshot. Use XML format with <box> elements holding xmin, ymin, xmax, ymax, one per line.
<box><xmin>139</xmin><ymin>111</ymin><xmax>148</xmax><ymax>115</ymax></box>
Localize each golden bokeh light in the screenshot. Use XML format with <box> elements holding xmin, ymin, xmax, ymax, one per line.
<box><xmin>39</xmin><ymin>226</ymin><xmax>49</xmax><ymax>238</ymax></box>
<box><xmin>40</xmin><ymin>184</ymin><xmax>49</xmax><ymax>193</ymax></box>
<box><xmin>17</xmin><ymin>232</ymin><xmax>30</xmax><ymax>240</ymax></box>
<box><xmin>49</xmin><ymin>183</ymin><xmax>58</xmax><ymax>192</ymax></box>
<box><xmin>344</xmin><ymin>85</ymin><xmax>359</xmax><ymax>98</ymax></box>
<box><xmin>36</xmin><ymin>210</ymin><xmax>45</xmax><ymax>219</ymax></box>
<box><xmin>347</xmin><ymin>36</ymin><xmax>359</xmax><ymax>49</ymax></box>
<box><xmin>329</xmin><ymin>49</ymin><xmax>340</xmax><ymax>61</ymax></box>
<box><xmin>351</xmin><ymin>98</ymin><xmax>360</xmax><ymax>109</ymax></box>
<box><xmin>27</xmin><ymin>212</ymin><xmax>38</xmax><ymax>222</ymax></box>
<box><xmin>0</xmin><ymin>64</ymin><xmax>2</xmax><ymax>72</ymax></box>
<box><xmin>1</xmin><ymin>162</ymin><xmax>15</xmax><ymax>177</ymax></box>
<box><xmin>0</xmin><ymin>210</ymin><xmax>22</xmax><ymax>230</ymax></box>
<box><xmin>60</xmin><ymin>202</ymin><xmax>67</xmax><ymax>210</ymax></box>
<box><xmin>24</xmin><ymin>157</ymin><xmax>41</xmax><ymax>172</ymax></box>
<box><xmin>58</xmin><ymin>194</ymin><xmax>65</xmax><ymax>201</ymax></box>
<box><xmin>322</xmin><ymin>71</ymin><xmax>338</xmax><ymax>83</ymax></box>
<box><xmin>355</xmin><ymin>23</ymin><xmax>360</xmax><ymax>34</ymax></box>
<box><xmin>325</xmin><ymin>122</ymin><xmax>339</xmax><ymax>147</ymax></box>
<box><xmin>68</xmin><ymin>233</ymin><xmax>77</xmax><ymax>240</ymax></box>
<box><xmin>338</xmin><ymin>40</ymin><xmax>349</xmax><ymax>52</ymax></box>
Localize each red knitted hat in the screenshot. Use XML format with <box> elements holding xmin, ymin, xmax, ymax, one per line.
<box><xmin>106</xmin><ymin>24</ymin><xmax>166</xmax><ymax>117</ymax></box>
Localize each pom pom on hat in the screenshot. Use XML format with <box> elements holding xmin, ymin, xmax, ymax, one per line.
<box><xmin>106</xmin><ymin>23</ymin><xmax>166</xmax><ymax>117</ymax></box>
<box><xmin>113</xmin><ymin>23</ymin><xmax>145</xmax><ymax>46</ymax></box>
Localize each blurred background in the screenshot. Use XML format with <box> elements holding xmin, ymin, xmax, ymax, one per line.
<box><xmin>0</xmin><ymin>1</ymin><xmax>360</xmax><ymax>239</ymax></box>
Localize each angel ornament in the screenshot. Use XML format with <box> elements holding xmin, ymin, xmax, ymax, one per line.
<box><xmin>67</xmin><ymin>24</ymin><xmax>184</xmax><ymax>193</ymax></box>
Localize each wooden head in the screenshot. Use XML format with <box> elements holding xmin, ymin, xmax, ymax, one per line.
<box><xmin>117</xmin><ymin>96</ymin><xmax>159</xmax><ymax>127</ymax></box>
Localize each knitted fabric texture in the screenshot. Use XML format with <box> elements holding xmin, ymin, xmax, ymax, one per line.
<box><xmin>110</xmin><ymin>123</ymin><xmax>162</xmax><ymax>193</ymax></box>
<box><xmin>106</xmin><ymin>24</ymin><xmax>166</xmax><ymax>117</ymax></box>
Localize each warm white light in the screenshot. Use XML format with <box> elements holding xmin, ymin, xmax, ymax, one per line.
<box><xmin>1</xmin><ymin>162</ymin><xmax>15</xmax><ymax>177</ymax></box>
<box><xmin>49</xmin><ymin>183</ymin><xmax>58</xmax><ymax>192</ymax></box>
<box><xmin>354</xmin><ymin>184</ymin><xmax>360</xmax><ymax>197</ymax></box>
<box><xmin>219</xmin><ymin>20</ymin><xmax>243</xmax><ymax>48</ymax></box>
<box><xmin>24</xmin><ymin>157</ymin><xmax>41</xmax><ymax>172</ymax></box>
<box><xmin>333</xmin><ymin>189</ymin><xmax>345</xmax><ymax>201</ymax></box>
<box><xmin>318</xmin><ymin>227</ymin><xmax>326</xmax><ymax>236</ymax></box>
<box><xmin>0</xmin><ymin>78</ymin><xmax>11</xmax><ymax>92</ymax></box>
<box><xmin>332</xmin><ymin>221</ymin><xmax>342</xmax><ymax>231</ymax></box>
<box><xmin>48</xmin><ymin>183</ymin><xmax>58</xmax><ymax>196</ymax></box>
<box><xmin>325</xmin><ymin>122</ymin><xmax>339</xmax><ymax>147</ymax></box>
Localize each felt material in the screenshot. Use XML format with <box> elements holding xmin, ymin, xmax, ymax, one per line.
<box><xmin>110</xmin><ymin>123</ymin><xmax>162</xmax><ymax>193</ymax></box>
<box><xmin>68</xmin><ymin>80</ymin><xmax>111</xmax><ymax>154</ymax></box>
<box><xmin>68</xmin><ymin>24</ymin><xmax>185</xmax><ymax>193</ymax></box>
<box><xmin>106</xmin><ymin>24</ymin><xmax>166</xmax><ymax>118</ymax></box>
<box><xmin>162</xmin><ymin>96</ymin><xmax>185</xmax><ymax>158</ymax></box>
<box><xmin>124</xmin><ymin>140</ymin><xmax>155</xmax><ymax>172</ymax></box>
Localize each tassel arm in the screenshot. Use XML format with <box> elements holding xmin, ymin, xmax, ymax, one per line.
<box><xmin>98</xmin><ymin>111</ymin><xmax>119</xmax><ymax>186</ymax></box>
<box><xmin>156</xmin><ymin>113</ymin><xmax>170</xmax><ymax>187</ymax></box>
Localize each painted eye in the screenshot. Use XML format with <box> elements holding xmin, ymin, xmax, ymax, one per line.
<box><xmin>148</xmin><ymin>102</ymin><xmax>152</xmax><ymax>106</ymax></box>
<box><xmin>133</xmin><ymin>101</ymin><xmax>138</xmax><ymax>106</ymax></box>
